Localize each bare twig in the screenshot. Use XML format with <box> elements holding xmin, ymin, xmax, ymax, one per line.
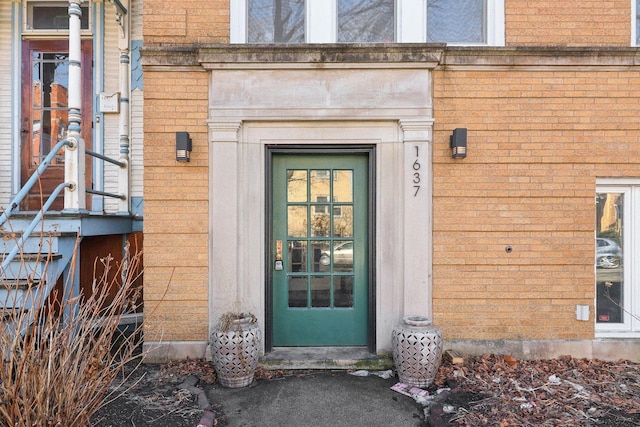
<box><xmin>0</xmin><ymin>232</ymin><xmax>147</xmax><ymax>426</ymax></box>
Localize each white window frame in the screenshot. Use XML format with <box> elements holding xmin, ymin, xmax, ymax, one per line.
<box><xmin>314</xmin><ymin>170</ymin><xmax>331</xmax><ymax>179</ymax></box>
<box><xmin>23</xmin><ymin>0</ymin><xmax>93</xmax><ymax>36</ymax></box>
<box><xmin>314</xmin><ymin>195</ymin><xmax>329</xmax><ymax>215</ymax></box>
<box><xmin>596</xmin><ymin>179</ymin><xmax>640</xmax><ymax>338</ymax></box>
<box><xmin>231</xmin><ymin>0</ymin><xmax>505</xmax><ymax>45</ymax></box>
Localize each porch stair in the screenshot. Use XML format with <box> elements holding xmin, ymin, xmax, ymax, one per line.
<box><xmin>0</xmin><ymin>213</ymin><xmax>136</xmax><ymax>339</ymax></box>
<box><xmin>0</xmin><ymin>221</ymin><xmax>79</xmax><ymax>337</ymax></box>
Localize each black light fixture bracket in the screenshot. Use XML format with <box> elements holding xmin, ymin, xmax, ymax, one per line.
<box><xmin>176</xmin><ymin>131</ymin><xmax>192</xmax><ymax>162</ymax></box>
<box><xmin>450</xmin><ymin>128</ymin><xmax>467</xmax><ymax>159</ymax></box>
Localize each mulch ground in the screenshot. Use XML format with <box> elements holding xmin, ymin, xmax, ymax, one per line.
<box><xmin>92</xmin><ymin>360</ymin><xmax>212</xmax><ymax>426</ymax></box>
<box><xmin>430</xmin><ymin>354</ymin><xmax>640</xmax><ymax>427</ymax></box>
<box><xmin>93</xmin><ymin>354</ymin><xmax>640</xmax><ymax>427</ymax></box>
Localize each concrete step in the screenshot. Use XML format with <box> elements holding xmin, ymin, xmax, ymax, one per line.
<box><xmin>260</xmin><ymin>347</ymin><xmax>394</xmax><ymax>370</ymax></box>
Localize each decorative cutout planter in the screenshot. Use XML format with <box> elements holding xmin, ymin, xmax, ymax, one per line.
<box><xmin>211</xmin><ymin>316</ymin><xmax>261</xmax><ymax>388</ymax></box>
<box><xmin>392</xmin><ymin>316</ymin><xmax>443</xmax><ymax>387</ymax></box>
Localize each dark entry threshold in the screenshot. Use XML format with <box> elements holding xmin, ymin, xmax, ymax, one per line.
<box><xmin>260</xmin><ymin>347</ymin><xmax>393</xmax><ymax>370</ymax></box>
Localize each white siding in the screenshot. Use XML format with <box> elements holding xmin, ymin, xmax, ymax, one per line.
<box><xmin>0</xmin><ymin>1</ymin><xmax>14</xmax><ymax>208</ymax></box>
<box><xmin>130</xmin><ymin>0</ymin><xmax>144</xmax><ymax>200</ymax></box>
<box><xmin>102</xmin><ymin>0</ymin><xmax>144</xmax><ymax>212</ymax></box>
<box><xmin>102</xmin><ymin>11</ymin><xmax>121</xmax><ymax>213</ymax></box>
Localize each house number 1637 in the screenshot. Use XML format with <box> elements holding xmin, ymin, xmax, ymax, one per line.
<box><xmin>412</xmin><ymin>146</ymin><xmax>421</xmax><ymax>197</ymax></box>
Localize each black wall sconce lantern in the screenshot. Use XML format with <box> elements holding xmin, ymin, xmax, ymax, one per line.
<box><xmin>450</xmin><ymin>128</ymin><xmax>467</xmax><ymax>159</ymax></box>
<box><xmin>176</xmin><ymin>131</ymin><xmax>192</xmax><ymax>162</ymax></box>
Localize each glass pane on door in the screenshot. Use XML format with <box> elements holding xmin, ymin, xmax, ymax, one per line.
<box><xmin>288</xmin><ymin>241</ymin><xmax>307</xmax><ymax>272</ymax></box>
<box><xmin>287</xmin><ymin>170</ymin><xmax>307</xmax><ymax>202</ymax></box>
<box><xmin>31</xmin><ymin>52</ymin><xmax>69</xmax><ymax>166</ymax></box>
<box><xmin>595</xmin><ymin>193</ymin><xmax>624</xmax><ymax>323</ymax></box>
<box><xmin>334</xmin><ymin>276</ymin><xmax>354</xmax><ymax>308</ymax></box>
<box><xmin>311</xmin><ymin>276</ymin><xmax>331</xmax><ymax>307</ymax></box>
<box><xmin>287</xmin><ymin>206</ymin><xmax>307</xmax><ymax>237</ymax></box>
<box><xmin>288</xmin><ymin>276</ymin><xmax>307</xmax><ymax>307</ymax></box>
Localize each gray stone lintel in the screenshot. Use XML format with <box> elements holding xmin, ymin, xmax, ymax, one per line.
<box><xmin>442</xmin><ymin>46</ymin><xmax>640</xmax><ymax>68</ymax></box>
<box><xmin>141</xmin><ymin>44</ymin><xmax>445</xmax><ymax>69</ymax></box>
<box><xmin>141</xmin><ymin>44</ymin><xmax>640</xmax><ymax>69</ymax></box>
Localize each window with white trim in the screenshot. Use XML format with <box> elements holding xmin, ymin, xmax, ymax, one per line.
<box><xmin>231</xmin><ymin>0</ymin><xmax>505</xmax><ymax>45</ymax></box>
<box><xmin>338</xmin><ymin>0</ymin><xmax>395</xmax><ymax>43</ymax></box>
<box><xmin>427</xmin><ymin>0</ymin><xmax>484</xmax><ymax>44</ymax></box>
<box><xmin>596</xmin><ymin>180</ymin><xmax>640</xmax><ymax>337</ymax></box>
<box><xmin>314</xmin><ymin>195</ymin><xmax>329</xmax><ymax>215</ymax></box>
<box><xmin>248</xmin><ymin>0</ymin><xmax>305</xmax><ymax>43</ymax></box>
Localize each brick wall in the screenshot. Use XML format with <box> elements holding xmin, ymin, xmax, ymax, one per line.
<box><xmin>140</xmin><ymin>1</ymin><xmax>640</xmax><ymax>348</ymax></box>
<box><xmin>143</xmin><ymin>0</ymin><xmax>229</xmax><ymax>45</ymax></box>
<box><xmin>143</xmin><ymin>69</ymin><xmax>210</xmax><ymax>341</ymax></box>
<box><xmin>506</xmin><ymin>1</ymin><xmax>631</xmax><ymax>46</ymax></box>
<box><xmin>141</xmin><ymin>0</ymin><xmax>634</xmax><ymax>47</ymax></box>
<box><xmin>432</xmin><ymin>68</ymin><xmax>640</xmax><ymax>339</ymax></box>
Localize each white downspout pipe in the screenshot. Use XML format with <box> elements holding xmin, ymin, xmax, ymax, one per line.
<box><xmin>117</xmin><ymin>1</ymin><xmax>131</xmax><ymax>215</ymax></box>
<box><xmin>107</xmin><ymin>0</ymin><xmax>131</xmax><ymax>214</ymax></box>
<box><xmin>64</xmin><ymin>0</ymin><xmax>86</xmax><ymax>212</ymax></box>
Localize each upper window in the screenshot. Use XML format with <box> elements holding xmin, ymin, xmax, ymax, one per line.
<box><xmin>24</xmin><ymin>1</ymin><xmax>92</xmax><ymax>34</ymax></box>
<box><xmin>427</xmin><ymin>0</ymin><xmax>485</xmax><ymax>44</ymax></box>
<box><xmin>231</xmin><ymin>0</ymin><xmax>505</xmax><ymax>45</ymax></box>
<box><xmin>338</xmin><ymin>0</ymin><xmax>395</xmax><ymax>43</ymax></box>
<box><xmin>248</xmin><ymin>0</ymin><xmax>305</xmax><ymax>43</ymax></box>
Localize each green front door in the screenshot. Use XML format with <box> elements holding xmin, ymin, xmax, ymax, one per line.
<box><xmin>272</xmin><ymin>154</ymin><xmax>369</xmax><ymax>346</ymax></box>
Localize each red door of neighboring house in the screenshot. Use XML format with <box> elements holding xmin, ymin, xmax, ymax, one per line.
<box><xmin>20</xmin><ymin>39</ymin><xmax>93</xmax><ymax>211</ymax></box>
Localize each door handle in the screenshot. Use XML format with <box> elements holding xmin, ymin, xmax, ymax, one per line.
<box><xmin>274</xmin><ymin>256</ymin><xmax>283</xmax><ymax>271</ymax></box>
<box><xmin>274</xmin><ymin>240</ymin><xmax>283</xmax><ymax>270</ymax></box>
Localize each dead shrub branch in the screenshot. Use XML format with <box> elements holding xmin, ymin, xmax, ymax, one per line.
<box><xmin>0</xmin><ymin>239</ymin><xmax>145</xmax><ymax>426</ymax></box>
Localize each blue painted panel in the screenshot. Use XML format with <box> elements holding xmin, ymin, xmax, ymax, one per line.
<box><xmin>131</xmin><ymin>40</ymin><xmax>143</xmax><ymax>90</ymax></box>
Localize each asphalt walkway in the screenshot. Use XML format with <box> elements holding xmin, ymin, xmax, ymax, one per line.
<box><xmin>204</xmin><ymin>370</ymin><xmax>424</xmax><ymax>427</ymax></box>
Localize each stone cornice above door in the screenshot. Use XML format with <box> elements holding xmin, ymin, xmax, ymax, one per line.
<box><xmin>197</xmin><ymin>44</ymin><xmax>445</xmax><ymax>70</ymax></box>
<box><xmin>140</xmin><ymin>44</ymin><xmax>445</xmax><ymax>70</ymax></box>
<box><xmin>200</xmin><ymin>45</ymin><xmax>441</xmax><ymax>122</ymax></box>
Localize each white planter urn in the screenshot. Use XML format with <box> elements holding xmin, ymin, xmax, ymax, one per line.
<box><xmin>211</xmin><ymin>315</ymin><xmax>261</xmax><ymax>388</ymax></box>
<box><xmin>392</xmin><ymin>315</ymin><xmax>443</xmax><ymax>387</ymax></box>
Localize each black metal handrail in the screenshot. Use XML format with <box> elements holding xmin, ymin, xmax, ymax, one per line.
<box><xmin>85</xmin><ymin>149</ymin><xmax>127</xmax><ymax>201</ymax></box>
<box><xmin>85</xmin><ymin>149</ymin><xmax>126</xmax><ymax>168</ymax></box>
<box><xmin>1</xmin><ymin>182</ymin><xmax>72</xmax><ymax>272</ymax></box>
<box><xmin>0</xmin><ymin>138</ymin><xmax>75</xmax><ymax>228</ymax></box>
